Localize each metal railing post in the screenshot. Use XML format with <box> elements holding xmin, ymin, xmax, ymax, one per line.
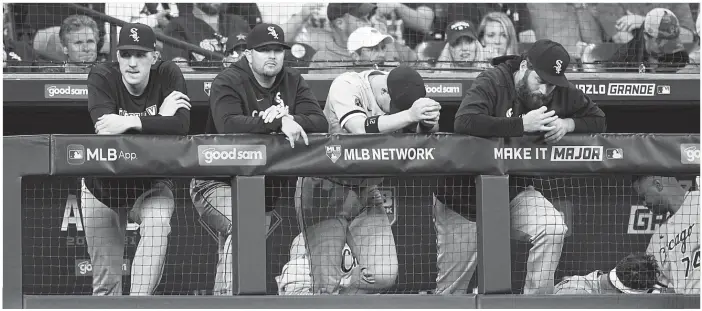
<box><xmin>476</xmin><ymin>174</ymin><xmax>512</xmax><ymax>294</ymax></box>
<box><xmin>230</xmin><ymin>175</ymin><xmax>267</xmax><ymax>294</ymax></box>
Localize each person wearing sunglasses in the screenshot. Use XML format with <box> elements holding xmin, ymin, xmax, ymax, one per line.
<box><xmin>189</xmin><ymin>23</ymin><xmax>328</xmax><ymax>295</ymax></box>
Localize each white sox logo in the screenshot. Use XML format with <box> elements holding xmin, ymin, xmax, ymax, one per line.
<box><xmin>130</xmin><ymin>28</ymin><xmax>140</xmax><ymax>42</ymax></box>
<box><xmin>267</xmin><ymin>26</ymin><xmax>279</xmax><ymax>40</ymax></box>
<box><xmin>554</xmin><ymin>60</ymin><xmax>563</xmax><ymax>74</ymax></box>
<box><xmin>326</xmin><ymin>145</ymin><xmax>341</xmax><ymax>163</ymax></box>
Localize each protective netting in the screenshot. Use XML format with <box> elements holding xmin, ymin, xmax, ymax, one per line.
<box><xmin>21</xmin><ymin>174</ymin><xmax>700</xmax><ymax>295</ymax></box>
<box><xmin>5</xmin><ymin>3</ymin><xmax>699</xmax><ymax>73</ymax></box>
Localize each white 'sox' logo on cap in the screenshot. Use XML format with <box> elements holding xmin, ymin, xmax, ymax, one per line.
<box><xmin>130</xmin><ymin>28</ymin><xmax>139</xmax><ymax>42</ymax></box>
<box><xmin>554</xmin><ymin>59</ymin><xmax>563</xmax><ymax>74</ymax></box>
<box><xmin>267</xmin><ymin>26</ymin><xmax>279</xmax><ymax>40</ymax></box>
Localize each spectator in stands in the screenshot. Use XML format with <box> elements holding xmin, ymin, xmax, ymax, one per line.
<box><xmin>444</xmin><ymin>3</ymin><xmax>535</xmax><ymax>44</ymax></box>
<box><xmin>162</xmin><ymin>3</ymin><xmax>250</xmax><ymax>72</ymax></box>
<box><xmin>189</xmin><ymin>23</ymin><xmax>327</xmax><ymax>295</ymax></box>
<box><xmin>369</xmin><ymin>10</ymin><xmax>419</xmax><ymax>66</ymax></box>
<box><xmin>308</xmin><ymin>3</ymin><xmax>374</xmax><ymax>72</ymax></box>
<box><xmin>478</xmin><ymin>12</ymin><xmax>519</xmax><ymax>58</ymax></box>
<box><xmin>447</xmin><ymin>39</ymin><xmax>606</xmax><ymax>295</ymax></box>
<box><xmin>434</xmin><ymin>21</ymin><xmax>492</xmax><ymax>72</ymax></box>
<box><xmin>3</xmin><ymin>4</ymin><xmax>38</xmax><ymax>72</ymax></box>
<box><xmin>222</xmin><ymin>31</ymin><xmax>248</xmax><ymax>67</ymax></box>
<box><xmin>679</xmin><ymin>12</ymin><xmax>701</xmax><ymax>73</ymax></box>
<box><xmin>257</xmin><ymin>3</ymin><xmax>324</xmax><ymax>44</ymax></box>
<box><xmin>375</xmin><ymin>3</ymin><xmax>436</xmax><ymax>50</ymax></box>
<box><xmin>43</xmin><ymin>15</ymin><xmax>100</xmax><ymax>73</ymax></box>
<box><xmin>19</xmin><ymin>3</ymin><xmax>107</xmax><ymax>61</ymax></box>
<box><xmin>104</xmin><ymin>3</ymin><xmax>177</xmax><ymax>53</ymax></box>
<box><xmin>554</xmin><ymin>253</ymin><xmax>666</xmax><ymax>294</ymax></box>
<box><xmin>604</xmin><ymin>8</ymin><xmax>690</xmax><ymax>72</ymax></box>
<box><xmin>573</xmin><ymin>3</ymin><xmax>696</xmax><ymax>45</ymax></box>
<box><xmin>312</xmin><ymin>26</ymin><xmax>394</xmax><ymax>75</ymax></box>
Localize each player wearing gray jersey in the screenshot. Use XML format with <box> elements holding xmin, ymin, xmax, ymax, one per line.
<box><xmin>290</xmin><ymin>66</ymin><xmax>441</xmax><ymax>294</ymax></box>
<box><xmin>633</xmin><ymin>175</ymin><xmax>700</xmax><ymax>294</ymax></box>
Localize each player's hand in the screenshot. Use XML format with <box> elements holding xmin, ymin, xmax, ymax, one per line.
<box><xmin>408</xmin><ymin>98</ymin><xmax>441</xmax><ymax>123</ymax></box>
<box><xmin>522</xmin><ymin>106</ymin><xmax>558</xmax><ymax>133</ymax></box>
<box><xmin>543</xmin><ymin>118</ymin><xmax>574</xmax><ymax>144</ymax></box>
<box><xmin>281</xmin><ymin>116</ymin><xmax>309</xmax><ymax>148</ymax></box>
<box><xmin>159</xmin><ymin>91</ymin><xmax>191</xmax><ymax>116</ymax></box>
<box><xmin>261</xmin><ymin>105</ymin><xmax>289</xmax><ymax>124</ymax></box>
<box><xmin>95</xmin><ymin>114</ymin><xmax>134</xmax><ymax>134</ymax></box>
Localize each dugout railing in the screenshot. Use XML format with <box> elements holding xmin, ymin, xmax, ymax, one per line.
<box><xmin>3</xmin><ymin>133</ymin><xmax>700</xmax><ymax>309</ymax></box>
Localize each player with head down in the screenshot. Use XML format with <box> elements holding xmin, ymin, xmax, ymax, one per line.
<box><xmin>280</xmin><ymin>65</ymin><xmax>441</xmax><ymax>295</ymax></box>
<box><xmin>82</xmin><ymin>23</ymin><xmax>191</xmax><ymax>295</ymax></box>
<box><xmin>436</xmin><ymin>39</ymin><xmax>607</xmax><ymax>295</ymax></box>
<box><xmin>189</xmin><ymin>23</ymin><xmax>328</xmax><ymax>295</ymax></box>
<box><xmin>554</xmin><ymin>253</ymin><xmax>667</xmax><ymax>294</ymax></box>
<box><xmin>632</xmin><ymin>175</ymin><xmax>700</xmax><ymax>294</ymax></box>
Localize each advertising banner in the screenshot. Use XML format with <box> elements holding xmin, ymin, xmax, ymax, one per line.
<box><xmin>50</xmin><ymin>134</ymin><xmax>699</xmax><ymax>177</ymax></box>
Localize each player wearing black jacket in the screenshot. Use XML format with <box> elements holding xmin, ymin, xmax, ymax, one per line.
<box><xmin>81</xmin><ymin>23</ymin><xmax>191</xmax><ymax>296</ymax></box>
<box><xmin>435</xmin><ymin>39</ymin><xmax>606</xmax><ymax>295</ymax></box>
<box><xmin>190</xmin><ymin>23</ymin><xmax>328</xmax><ymax>295</ymax></box>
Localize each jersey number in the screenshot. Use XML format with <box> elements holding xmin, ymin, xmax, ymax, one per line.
<box><xmin>681</xmin><ymin>250</ymin><xmax>700</xmax><ymax>278</ymax></box>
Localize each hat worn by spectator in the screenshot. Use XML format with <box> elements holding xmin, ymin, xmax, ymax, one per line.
<box><xmin>117</xmin><ymin>23</ymin><xmax>156</xmax><ymax>52</ymax></box>
<box><xmin>644</xmin><ymin>8</ymin><xmax>685</xmax><ymax>55</ymax></box>
<box><xmin>387</xmin><ymin>65</ymin><xmax>426</xmax><ymax>114</ymax></box>
<box><xmin>446</xmin><ymin>21</ymin><xmax>479</xmax><ymax>45</ymax></box>
<box><xmin>527</xmin><ymin>39</ymin><xmax>570</xmax><ymax>88</ymax></box>
<box><xmin>347</xmin><ymin>27</ymin><xmax>394</xmax><ymax>54</ymax></box>
<box><xmin>247</xmin><ymin>23</ymin><xmax>291</xmax><ymax>50</ymax></box>
<box><xmin>327</xmin><ymin>3</ymin><xmax>377</xmax><ymax>22</ymax></box>
<box><xmin>228</xmin><ymin>33</ymin><xmax>248</xmax><ymax>52</ymax></box>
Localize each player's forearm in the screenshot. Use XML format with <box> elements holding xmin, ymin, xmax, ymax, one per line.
<box><xmin>377</xmin><ymin>111</ymin><xmax>417</xmax><ymax>133</ymax></box>
<box><xmin>292</xmin><ymin>114</ymin><xmax>329</xmax><ymax>133</ymax></box>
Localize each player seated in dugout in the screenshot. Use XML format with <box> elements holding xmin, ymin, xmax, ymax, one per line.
<box><xmin>554</xmin><ymin>253</ymin><xmax>669</xmax><ymax>294</ymax></box>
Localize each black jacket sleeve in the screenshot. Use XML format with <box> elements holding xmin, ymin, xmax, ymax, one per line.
<box><xmin>138</xmin><ymin>62</ymin><xmax>191</xmax><ymax>135</ymax></box>
<box><xmin>210</xmin><ymin>72</ymin><xmax>280</xmax><ymax>134</ymax></box>
<box><xmin>87</xmin><ymin>72</ymin><xmax>118</xmax><ymax>125</ymax></box>
<box><xmin>454</xmin><ymin>75</ymin><xmax>524</xmax><ymax>137</ymax></box>
<box><xmin>290</xmin><ymin>76</ymin><xmax>329</xmax><ymax>133</ymax></box>
<box><xmin>566</xmin><ymin>88</ymin><xmax>607</xmax><ymax>133</ymax></box>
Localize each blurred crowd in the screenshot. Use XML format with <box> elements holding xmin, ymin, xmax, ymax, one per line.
<box><xmin>3</xmin><ymin>2</ymin><xmax>700</xmax><ymax>73</ymax></box>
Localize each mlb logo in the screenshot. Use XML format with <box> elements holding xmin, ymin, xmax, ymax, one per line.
<box><xmin>657</xmin><ymin>85</ymin><xmax>670</xmax><ymax>95</ymax></box>
<box><xmin>325</xmin><ymin>145</ymin><xmax>341</xmax><ymax>163</ymax></box>
<box><xmin>606</xmin><ymin>148</ymin><xmax>623</xmax><ymax>159</ymax></box>
<box><xmin>67</xmin><ymin>144</ymin><xmax>86</xmax><ymax>165</ymax></box>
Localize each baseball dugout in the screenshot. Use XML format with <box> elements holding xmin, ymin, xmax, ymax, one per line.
<box><xmin>4</xmin><ymin>133</ymin><xmax>699</xmax><ymax>308</ymax></box>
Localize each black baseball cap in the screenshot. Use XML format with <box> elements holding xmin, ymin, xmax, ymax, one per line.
<box><xmin>327</xmin><ymin>3</ymin><xmax>377</xmax><ymax>22</ymax></box>
<box><xmin>117</xmin><ymin>23</ymin><xmax>156</xmax><ymax>52</ymax></box>
<box><xmin>446</xmin><ymin>20</ymin><xmax>479</xmax><ymax>45</ymax></box>
<box><xmin>227</xmin><ymin>33</ymin><xmax>248</xmax><ymax>52</ymax></box>
<box><xmin>247</xmin><ymin>23</ymin><xmax>290</xmax><ymax>50</ymax></box>
<box><xmin>527</xmin><ymin>39</ymin><xmax>571</xmax><ymax>87</ymax></box>
<box><xmin>387</xmin><ymin>65</ymin><xmax>427</xmax><ymax>114</ymax></box>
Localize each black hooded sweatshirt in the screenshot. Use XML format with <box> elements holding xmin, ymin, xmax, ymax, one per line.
<box><xmin>205</xmin><ymin>57</ymin><xmax>328</xmax><ymax>134</ymax></box>
<box><xmin>454</xmin><ymin>55</ymin><xmax>606</xmax><ymax>137</ymax></box>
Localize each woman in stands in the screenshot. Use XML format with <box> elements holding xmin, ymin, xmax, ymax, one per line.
<box><xmin>477</xmin><ymin>12</ymin><xmax>519</xmax><ymax>58</ymax></box>
<box><xmin>434</xmin><ymin>20</ymin><xmax>492</xmax><ymax>72</ymax></box>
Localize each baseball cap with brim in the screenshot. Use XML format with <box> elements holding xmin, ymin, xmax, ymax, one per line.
<box><xmin>247</xmin><ymin>23</ymin><xmax>291</xmax><ymax>50</ymax></box>
<box><xmin>117</xmin><ymin>23</ymin><xmax>156</xmax><ymax>52</ymax></box>
<box><xmin>643</xmin><ymin>8</ymin><xmax>685</xmax><ymax>55</ymax></box>
<box><xmin>387</xmin><ymin>66</ymin><xmax>427</xmax><ymax>114</ymax></box>
<box><xmin>446</xmin><ymin>21</ymin><xmax>479</xmax><ymax>45</ymax></box>
<box><xmin>347</xmin><ymin>27</ymin><xmax>394</xmax><ymax>54</ymax></box>
<box><xmin>527</xmin><ymin>39</ymin><xmax>571</xmax><ymax>88</ymax></box>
